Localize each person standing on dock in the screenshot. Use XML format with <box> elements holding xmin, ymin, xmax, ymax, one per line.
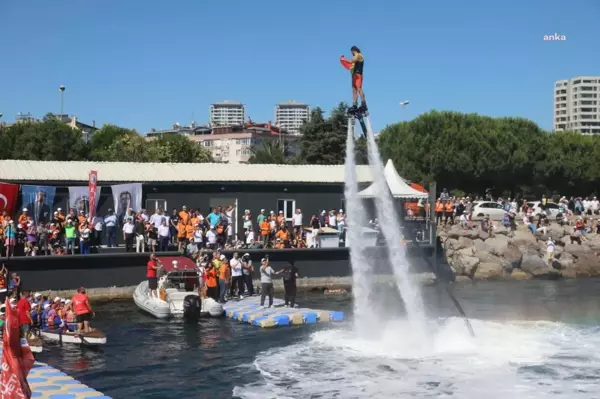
<box><xmin>277</xmin><ymin>263</ymin><xmax>300</xmax><ymax>308</ymax></box>
<box><xmin>218</xmin><ymin>257</ymin><xmax>230</xmax><ymax>303</ymax></box>
<box><xmin>260</xmin><ymin>258</ymin><xmax>275</xmax><ymax>308</ymax></box>
<box><xmin>241</xmin><ymin>253</ymin><xmax>254</xmax><ymax>296</ymax></box>
<box><xmin>147</xmin><ymin>253</ymin><xmax>161</xmax><ymax>299</ymax></box>
<box><xmin>229</xmin><ymin>252</ymin><xmax>244</xmax><ymax>298</ymax></box>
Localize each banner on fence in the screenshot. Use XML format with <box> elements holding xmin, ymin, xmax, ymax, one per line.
<box><xmin>0</xmin><ymin>182</ymin><xmax>19</xmax><ymax>216</ymax></box>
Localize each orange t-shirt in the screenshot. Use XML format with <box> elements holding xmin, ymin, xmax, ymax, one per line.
<box><xmin>277</xmin><ymin>215</ymin><xmax>284</xmax><ymax>226</ymax></box>
<box><xmin>276</xmin><ymin>230</ymin><xmax>289</xmax><ymax>241</ymax></box>
<box><xmin>177</xmin><ymin>223</ymin><xmax>186</xmax><ymax>238</ymax></box>
<box><xmin>179</xmin><ymin>211</ymin><xmax>190</xmax><ymax>225</ymax></box>
<box><xmin>205</xmin><ymin>269</ymin><xmax>217</xmax><ymax>288</ymax></box>
<box><xmin>260</xmin><ymin>221</ymin><xmax>270</xmax><ymax>236</ymax></box>
<box><xmin>190</xmin><ymin>217</ymin><xmax>200</xmax><ymax>226</ymax></box>
<box><xmin>72</xmin><ymin>293</ymin><xmax>91</xmax><ymax>315</ymax></box>
<box><xmin>219</xmin><ymin>264</ymin><xmax>230</xmax><ymax>281</ymax></box>
<box><xmin>185</xmin><ymin>224</ymin><xmax>194</xmax><ymax>239</ymax></box>
<box><xmin>18</xmin><ymin>214</ymin><xmax>27</xmax><ymax>225</ymax></box>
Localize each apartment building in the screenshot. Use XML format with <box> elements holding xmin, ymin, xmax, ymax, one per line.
<box><xmin>274</xmin><ymin>100</ymin><xmax>310</xmax><ymax>135</ymax></box>
<box><xmin>210</xmin><ymin>101</ymin><xmax>245</xmax><ymax>127</ymax></box>
<box><xmin>554</xmin><ymin>76</ymin><xmax>600</xmax><ymax>134</ymax></box>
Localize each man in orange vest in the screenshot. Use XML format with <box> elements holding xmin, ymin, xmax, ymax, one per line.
<box><xmin>435</xmin><ymin>200</ymin><xmax>444</xmax><ymax>225</ymax></box>
<box><xmin>260</xmin><ymin>218</ymin><xmax>271</xmax><ymax>246</ymax></box>
<box><xmin>444</xmin><ymin>200</ymin><xmax>455</xmax><ymax>225</ymax></box>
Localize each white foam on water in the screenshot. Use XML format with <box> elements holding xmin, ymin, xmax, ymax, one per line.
<box><xmin>363</xmin><ymin>117</ymin><xmax>428</xmax><ymax>339</ymax></box>
<box><xmin>233</xmin><ymin>320</ymin><xmax>600</xmax><ymax>399</ymax></box>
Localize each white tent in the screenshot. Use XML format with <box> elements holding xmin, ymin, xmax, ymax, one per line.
<box><xmin>357</xmin><ymin>159</ymin><xmax>428</xmax><ymax>199</ymax></box>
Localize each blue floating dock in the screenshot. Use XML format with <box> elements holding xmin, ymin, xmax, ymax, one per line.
<box><xmin>0</xmin><ymin>351</ymin><xmax>111</xmax><ymax>399</ymax></box>
<box><xmin>222</xmin><ymin>296</ymin><xmax>344</xmax><ymax>328</ymax></box>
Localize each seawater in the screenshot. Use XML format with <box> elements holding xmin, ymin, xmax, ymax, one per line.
<box><xmin>35</xmin><ymin>280</ymin><xmax>600</xmax><ymax>399</ymax></box>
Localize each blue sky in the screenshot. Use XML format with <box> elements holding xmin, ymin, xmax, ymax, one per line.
<box><xmin>0</xmin><ymin>0</ymin><xmax>598</xmax><ymax>133</ymax></box>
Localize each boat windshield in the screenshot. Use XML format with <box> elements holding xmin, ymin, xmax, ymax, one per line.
<box><xmin>163</xmin><ymin>270</ymin><xmax>199</xmax><ymax>291</ymax></box>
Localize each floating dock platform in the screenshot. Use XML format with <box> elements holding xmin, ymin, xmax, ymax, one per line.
<box><xmin>222</xmin><ymin>296</ymin><xmax>344</xmax><ymax>328</ymax></box>
<box><xmin>0</xmin><ymin>351</ymin><xmax>112</xmax><ymax>399</ymax></box>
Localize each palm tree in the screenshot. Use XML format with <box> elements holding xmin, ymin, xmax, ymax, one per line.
<box><xmin>248</xmin><ymin>140</ymin><xmax>288</xmax><ymax>164</ymax></box>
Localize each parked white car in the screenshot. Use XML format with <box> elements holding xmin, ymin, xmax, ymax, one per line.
<box><xmin>471</xmin><ymin>201</ymin><xmax>507</xmax><ymax>220</ymax></box>
<box><xmin>528</xmin><ymin>201</ymin><xmax>561</xmax><ymax>219</ymax></box>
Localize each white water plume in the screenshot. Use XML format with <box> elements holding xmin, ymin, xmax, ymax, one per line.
<box><xmin>363</xmin><ymin>117</ymin><xmax>428</xmax><ymax>338</ymax></box>
<box><xmin>343</xmin><ymin>117</ymin><xmax>375</xmax><ymax>332</ymax></box>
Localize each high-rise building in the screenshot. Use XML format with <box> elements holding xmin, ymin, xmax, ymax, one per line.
<box><xmin>554</xmin><ymin>76</ymin><xmax>600</xmax><ymax>134</ymax></box>
<box><xmin>210</xmin><ymin>101</ymin><xmax>245</xmax><ymax>127</ymax></box>
<box><xmin>274</xmin><ymin>100</ymin><xmax>310</xmax><ymax>135</ymax></box>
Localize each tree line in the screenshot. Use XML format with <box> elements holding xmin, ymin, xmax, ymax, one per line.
<box><xmin>2</xmin><ymin>109</ymin><xmax>598</xmax><ymax>197</ymax></box>
<box><xmin>0</xmin><ymin>113</ymin><xmax>212</xmax><ymax>163</ymax></box>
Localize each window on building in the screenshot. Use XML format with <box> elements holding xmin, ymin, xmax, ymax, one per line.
<box><xmin>277</xmin><ymin>199</ymin><xmax>296</xmax><ymax>220</ymax></box>
<box><xmin>145</xmin><ymin>199</ymin><xmax>167</xmax><ymax>213</ymax></box>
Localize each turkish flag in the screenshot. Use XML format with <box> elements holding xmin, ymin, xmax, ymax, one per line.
<box><xmin>0</xmin><ymin>183</ymin><xmax>19</xmax><ymax>217</ymax></box>
<box><xmin>1</xmin><ymin>298</ymin><xmax>35</xmax><ymax>399</ymax></box>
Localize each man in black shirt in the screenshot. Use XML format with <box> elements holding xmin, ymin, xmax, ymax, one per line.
<box><xmin>277</xmin><ymin>262</ymin><xmax>300</xmax><ymax>308</ymax></box>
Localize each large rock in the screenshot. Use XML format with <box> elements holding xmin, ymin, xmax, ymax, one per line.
<box><xmin>561</xmin><ymin>267</ymin><xmax>577</xmax><ymax>279</ymax></box>
<box><xmin>451</xmin><ymin>254</ymin><xmax>480</xmax><ymax>276</ymax></box>
<box><xmin>473</xmin><ymin>239</ymin><xmax>486</xmax><ymax>252</ymax></box>
<box><xmin>502</xmin><ymin>244</ymin><xmax>523</xmax><ymax>269</ymax></box>
<box><xmin>454</xmin><ymin>276</ymin><xmax>472</xmax><ymax>283</ymax></box>
<box><xmin>510</xmin><ymin>269</ymin><xmax>533</xmax><ymax>280</ymax></box>
<box><xmin>521</xmin><ymin>251</ymin><xmax>561</xmax><ymax>278</ymax></box>
<box><xmin>564</xmin><ymin>243</ymin><xmax>592</xmax><ymax>258</ymax></box>
<box><xmin>552</xmin><ymin>252</ymin><xmax>574</xmax><ymax>270</ymax></box>
<box><xmin>458</xmin><ymin>236</ymin><xmax>474</xmax><ymax>249</ymax></box>
<box><xmin>510</xmin><ymin>230</ymin><xmax>538</xmax><ymax>250</ymax></box>
<box><xmin>473</xmin><ymin>262</ymin><xmax>504</xmax><ymax>280</ymax></box>
<box><xmin>572</xmin><ymin>254</ymin><xmax>600</xmax><ymax>277</ymax></box>
<box><xmin>456</xmin><ymin>247</ymin><xmax>475</xmax><ymax>257</ymax></box>
<box><xmin>477</xmin><ymin>230</ymin><xmax>490</xmax><ymax>241</ymax></box>
<box><xmin>458</xmin><ymin>229</ymin><xmax>480</xmax><ymax>240</ymax></box>
<box><xmin>493</xmin><ymin>224</ymin><xmax>510</xmax><ymax>235</ymax></box>
<box><xmin>484</xmin><ymin>235</ymin><xmax>509</xmax><ymax>256</ymax></box>
<box><xmin>445</xmin><ymin>238</ymin><xmax>464</xmax><ymax>252</ymax></box>
<box><xmin>474</xmin><ymin>250</ymin><xmax>504</xmax><ymax>265</ymax></box>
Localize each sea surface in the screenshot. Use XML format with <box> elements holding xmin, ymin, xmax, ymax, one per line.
<box><xmin>36</xmin><ymin>279</ymin><xmax>600</xmax><ymax>399</ymax></box>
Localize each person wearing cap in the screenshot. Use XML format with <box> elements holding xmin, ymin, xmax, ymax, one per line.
<box><xmin>18</xmin><ymin>208</ymin><xmax>28</xmax><ymax>226</ymax></box>
<box><xmin>104</xmin><ymin>209</ymin><xmax>118</xmax><ymax>248</ymax></box>
<box><xmin>260</xmin><ymin>257</ymin><xmax>275</xmax><ymax>308</ymax></box>
<box><xmin>336</xmin><ymin>210</ymin><xmax>346</xmax><ymax>236</ymax></box>
<box><xmin>256</xmin><ymin>209</ymin><xmax>266</xmax><ymax>230</ymax></box>
<box><xmin>179</xmin><ymin>206</ymin><xmax>190</xmax><ymax>225</ymax></box>
<box><xmin>206</xmin><ymin>225</ymin><xmax>218</xmax><ymax>250</ymax></box>
<box><xmin>243</xmin><ymin>210</ymin><xmax>252</xmax><ymax>233</ymax></box>
<box><xmin>71</xmin><ymin>287</ymin><xmax>94</xmax><ymax>333</ymax></box>
<box><xmin>147</xmin><ymin>253</ymin><xmax>162</xmax><ymax>299</ymax></box>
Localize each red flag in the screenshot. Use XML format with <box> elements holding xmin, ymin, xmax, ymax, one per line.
<box><xmin>88</xmin><ymin>171</ymin><xmax>98</xmax><ymax>222</ymax></box>
<box><xmin>1</xmin><ymin>298</ymin><xmax>35</xmax><ymax>398</ymax></box>
<box><xmin>0</xmin><ymin>183</ymin><xmax>19</xmax><ymax>217</ymax></box>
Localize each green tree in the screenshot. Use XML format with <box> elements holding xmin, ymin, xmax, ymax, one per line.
<box><xmin>298</xmin><ymin>103</ymin><xmax>367</xmax><ymax>165</ymax></box>
<box><xmin>102</xmin><ymin>134</ymin><xmax>152</xmax><ymax>162</ymax></box>
<box><xmin>148</xmin><ymin>135</ymin><xmax>213</xmax><ymax>163</ymax></box>
<box><xmin>0</xmin><ymin>118</ymin><xmax>87</xmax><ymax>161</ymax></box>
<box><xmin>248</xmin><ymin>140</ymin><xmax>288</xmax><ymax>164</ymax></box>
<box><xmin>89</xmin><ymin>124</ymin><xmax>138</xmax><ymax>160</ymax></box>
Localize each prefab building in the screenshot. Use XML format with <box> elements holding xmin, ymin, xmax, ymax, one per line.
<box><xmin>0</xmin><ymin>160</ymin><xmax>375</xmax><ymax>238</ymax></box>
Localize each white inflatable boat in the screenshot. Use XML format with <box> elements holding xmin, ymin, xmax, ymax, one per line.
<box><xmin>133</xmin><ymin>256</ymin><xmax>223</xmax><ymax>319</ymax></box>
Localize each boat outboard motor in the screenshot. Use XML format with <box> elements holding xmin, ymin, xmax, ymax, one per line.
<box><xmin>183</xmin><ymin>295</ymin><xmax>201</xmax><ymax>320</ymax></box>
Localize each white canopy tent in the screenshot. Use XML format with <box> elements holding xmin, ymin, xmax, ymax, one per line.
<box><xmin>357</xmin><ymin>159</ymin><xmax>428</xmax><ymax>199</ymax></box>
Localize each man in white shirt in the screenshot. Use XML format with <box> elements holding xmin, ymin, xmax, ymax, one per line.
<box><xmin>206</xmin><ymin>226</ymin><xmax>217</xmax><ymax>250</ymax></box>
<box><xmin>229</xmin><ymin>252</ymin><xmax>244</xmax><ymax>298</ymax></box>
<box><xmin>122</xmin><ymin>219</ymin><xmax>135</xmax><ymax>252</ymax></box>
<box><xmin>150</xmin><ymin>209</ymin><xmax>164</xmax><ymax>229</ymax></box>
<box><xmin>293</xmin><ymin>209</ymin><xmax>303</xmax><ymax>236</ymax></box>
<box><xmin>157</xmin><ymin>220</ymin><xmax>170</xmax><ymax>252</ymax></box>
<box><xmin>104</xmin><ymin>210</ymin><xmax>118</xmax><ymax>248</ymax></box>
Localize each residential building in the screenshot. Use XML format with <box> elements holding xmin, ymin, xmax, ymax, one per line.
<box><xmin>145</xmin><ymin>123</ymin><xmax>211</xmax><ymax>139</ymax></box>
<box><xmin>554</xmin><ymin>76</ymin><xmax>600</xmax><ymax>134</ymax></box>
<box><xmin>210</xmin><ymin>101</ymin><xmax>245</xmax><ymax>127</ymax></box>
<box><xmin>274</xmin><ymin>100</ymin><xmax>310</xmax><ymax>135</ymax></box>
<box><xmin>56</xmin><ymin>114</ymin><xmax>99</xmax><ymax>143</ymax></box>
<box><xmin>192</xmin><ymin>123</ymin><xmax>298</xmax><ymax>164</ymax></box>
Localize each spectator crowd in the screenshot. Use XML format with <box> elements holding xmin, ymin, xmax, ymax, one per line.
<box><xmin>0</xmin><ymin>204</ymin><xmax>349</xmax><ymax>257</ymax></box>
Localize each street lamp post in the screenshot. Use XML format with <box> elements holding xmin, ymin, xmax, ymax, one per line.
<box><xmin>59</xmin><ymin>85</ymin><xmax>66</xmax><ymax>118</ymax></box>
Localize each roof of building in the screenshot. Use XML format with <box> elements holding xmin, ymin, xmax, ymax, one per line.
<box><xmin>0</xmin><ymin>160</ymin><xmax>374</xmax><ymax>184</ymax></box>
